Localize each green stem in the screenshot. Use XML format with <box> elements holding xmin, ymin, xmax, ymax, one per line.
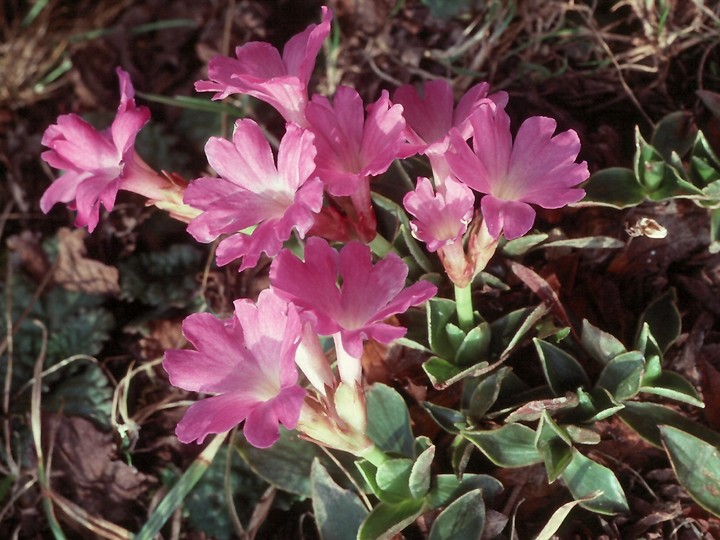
<box><xmin>360</xmin><ymin>445</ymin><xmax>390</xmax><ymax>467</ymax></box>
<box><xmin>454</xmin><ymin>283</ymin><xmax>475</xmax><ymax>332</ymax></box>
<box><xmin>368</xmin><ymin>232</ymin><xmax>394</xmax><ymax>258</ymax></box>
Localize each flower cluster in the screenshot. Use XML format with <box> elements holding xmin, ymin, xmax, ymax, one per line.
<box><xmin>39</xmin><ymin>6</ymin><xmax>588</xmax><ymax>455</ymax></box>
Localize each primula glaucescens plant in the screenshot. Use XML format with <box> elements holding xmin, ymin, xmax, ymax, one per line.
<box><xmin>47</xmin><ymin>5</ymin><xmax>720</xmax><ymax>538</ymax></box>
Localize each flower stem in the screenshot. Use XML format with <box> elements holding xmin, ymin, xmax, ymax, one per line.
<box><xmin>454</xmin><ymin>283</ymin><xmax>475</xmax><ymax>332</ymax></box>
<box><xmin>368</xmin><ymin>232</ymin><xmax>394</xmax><ymax>258</ymax></box>
<box><xmin>360</xmin><ymin>445</ymin><xmax>389</xmax><ymax>467</ymax></box>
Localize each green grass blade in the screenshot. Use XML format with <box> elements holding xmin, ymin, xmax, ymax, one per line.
<box><xmin>135</xmin><ymin>433</ymin><xmax>227</xmax><ymax>540</ymax></box>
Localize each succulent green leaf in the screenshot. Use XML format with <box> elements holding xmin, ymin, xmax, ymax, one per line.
<box><xmin>238</xmin><ymin>429</ymin><xmax>356</xmax><ymax>497</ymax></box>
<box><xmin>463</xmin><ymin>424</ymin><xmax>543</xmax><ymax>467</ymax></box>
<box><xmin>423</xmin><ymin>357</ymin><xmax>489</xmax><ymax>389</ymax></box>
<box><xmin>619</xmin><ymin>401</ymin><xmax>720</xmax><ymax>448</ymax></box>
<box><xmin>560</xmin><ymin>449</ymin><xmax>629</xmax><ymax>515</ymax></box>
<box><xmin>445</xmin><ymin>323</ymin><xmax>466</xmax><ymax>353</ymax></box>
<box><xmin>580</xmin><ymin>319</ymin><xmax>627</xmax><ymax>365</ymax></box>
<box><xmin>311</xmin><ymin>460</ymin><xmax>368</xmax><ymax>540</ymax></box>
<box><xmin>651</xmin><ymin>111</ymin><xmax>697</xmax><ymax>161</ymax></box>
<box><xmin>465</xmin><ymin>367</ymin><xmax>512</xmax><ymax>420</ymax></box>
<box><xmin>533</xmin><ymin>493</ymin><xmax>602</xmax><ymax>540</ymax></box>
<box><xmin>408</xmin><ymin>446</ymin><xmax>435</xmax><ymax>499</ymax></box>
<box><xmin>535</xmin><ymin>412</ymin><xmax>573</xmax><ymax>483</ymax></box>
<box><xmin>580</xmin><ymin>167</ymin><xmax>644</xmax><ymax>208</ymax></box>
<box><xmin>357</xmin><ymin>498</ymin><xmax>425</xmax><ymax>540</ymax></box>
<box><xmin>504</xmin><ymin>393</ymin><xmax>579</xmax><ymax>423</ymax></box>
<box><xmin>426</xmin><ymin>474</ymin><xmax>503</xmax><ymax>509</ymax></box>
<box><xmin>535</xmin><ymin>339</ymin><xmax>591</xmax><ymax>396</ymax></box>
<box><xmin>455</xmin><ymin>322</ymin><xmax>492</xmax><ymax>366</ymax></box>
<box><xmin>595</xmin><ymin>351</ymin><xmax>645</xmax><ymax>401</ymax></box>
<box><xmin>573</xmin><ymin>387</ymin><xmax>624</xmax><ymax>423</ymax></box>
<box><xmin>366</xmin><ymin>383</ymin><xmax>415</xmax><ymax>457</ymax></box>
<box><xmin>376</xmin><ymin>458</ymin><xmax>414</xmax><ymax>503</ymax></box>
<box><xmin>640</xmin><ymin>371</ymin><xmax>704</xmax><ymax>407</ymax></box>
<box><xmin>541</xmin><ymin>236</ymin><xmax>625</xmax><ymax>250</ymax></box>
<box><xmin>421</xmin><ymin>402</ymin><xmax>467</xmax><ymax>434</ymax></box>
<box><xmin>427</xmin><ymin>298</ymin><xmax>458</xmax><ymax>359</ymax></box>
<box><xmin>634</xmin><ymin>289</ymin><xmax>681</xmax><ymax>353</ymax></box>
<box><xmin>634</xmin><ymin>323</ymin><xmax>663</xmax><ymax>360</ymax></box>
<box><xmin>428</xmin><ymin>489</ymin><xmax>485</xmax><ymax>540</ymax></box>
<box><xmin>660</xmin><ymin>426</ymin><xmax>720</xmax><ymax>518</ymax></box>
<box><xmin>502</xmin><ymin>233</ymin><xmax>549</xmax><ymax>256</ymax></box>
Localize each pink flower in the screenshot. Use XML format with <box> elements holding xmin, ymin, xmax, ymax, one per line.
<box><xmin>270</xmin><ymin>237</ymin><xmax>437</xmax><ymax>359</ymax></box>
<box><xmin>40</xmin><ymin>68</ymin><xmax>154</xmax><ymax>232</ymax></box>
<box><xmin>195</xmin><ymin>7</ymin><xmax>332</xmax><ymax>125</ymax></box>
<box><xmin>393</xmin><ymin>80</ymin><xmax>507</xmax><ymax>180</ymax></box>
<box><xmin>403</xmin><ymin>176</ymin><xmax>474</xmax><ymax>252</ymax></box>
<box><xmin>446</xmin><ymin>103</ymin><xmax>588</xmax><ymax>240</ymax></box>
<box><xmin>163</xmin><ymin>289</ymin><xmax>306</xmax><ymax>448</ymax></box>
<box><xmin>185</xmin><ymin>119</ymin><xmax>323</xmax><ymax>271</ymax></box>
<box><xmin>305</xmin><ymin>86</ymin><xmax>406</xmax><ymax>197</ymax></box>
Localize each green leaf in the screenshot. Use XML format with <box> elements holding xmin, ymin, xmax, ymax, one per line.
<box><xmin>455</xmin><ymin>322</ymin><xmax>491</xmax><ymax>366</ymax></box>
<box><xmin>580</xmin><ymin>167</ymin><xmax>644</xmax><ymax>208</ymax></box>
<box><xmin>463</xmin><ymin>424</ymin><xmax>543</xmax><ymax>467</ymax></box>
<box><xmin>533</xmin><ymin>493</ymin><xmax>602</xmax><ymax>540</ymax></box>
<box><xmin>376</xmin><ymin>459</ymin><xmax>414</xmax><ymax>503</ymax></box>
<box><xmin>426</xmin><ymin>474</ymin><xmax>503</xmax><ymax>509</ymax></box>
<box><xmin>409</xmin><ymin>446</ymin><xmax>435</xmax><ymax>499</ymax></box>
<box><xmin>422</xmin><ymin>357</ymin><xmax>489</xmax><ymax>389</ymax></box>
<box><xmin>504</xmin><ymin>393</ymin><xmax>579</xmax><ymax>423</ymax></box>
<box><xmin>421</xmin><ymin>402</ymin><xmax>467</xmax><ymax>434</ymax></box>
<box><xmin>491</xmin><ymin>305</ymin><xmax>549</xmax><ymax>360</ymax></box>
<box><xmin>634</xmin><ymin>289</ymin><xmax>681</xmax><ymax>353</ymax></box>
<box><xmin>618</xmin><ymin>401</ymin><xmax>720</xmax><ymax>448</ymax></box>
<box><xmin>634</xmin><ymin>323</ymin><xmax>663</xmax><ymax>360</ymax></box>
<box><xmin>580</xmin><ymin>319</ymin><xmax>626</xmax><ymax>365</ymax></box>
<box><xmin>238</xmin><ymin>429</ymin><xmax>340</xmax><ymax>496</ymax></box>
<box><xmin>137</xmin><ymin>434</ymin><xmax>225</xmax><ymax>540</ymax></box>
<box><xmin>595</xmin><ymin>351</ymin><xmax>645</xmax><ymax>401</ymax></box>
<box><xmin>119</xmin><ymin>244</ymin><xmax>205</xmax><ymax>308</ymax></box>
<box><xmin>502</xmin><ymin>233</ymin><xmax>549</xmax><ymax>256</ymax></box>
<box><xmin>541</xmin><ymin>236</ymin><xmax>625</xmax><ymax>250</ymax></box>
<box><xmin>535</xmin><ymin>412</ymin><xmax>573</xmax><ymax>483</ymax></box>
<box><xmin>45</xmin><ymin>364</ymin><xmax>113</xmax><ymax>429</ymax></box>
<box><xmin>311</xmin><ymin>460</ymin><xmax>368</xmax><ymax>540</ymax></box>
<box><xmin>651</xmin><ymin>111</ymin><xmax>697</xmax><ymax>161</ymax></box>
<box><xmin>572</xmin><ymin>387</ymin><xmax>624</xmax><ymax>423</ymax></box>
<box><xmin>183</xmin><ymin>444</ymin><xmax>266</xmax><ymax>539</ymax></box>
<box><xmin>137</xmin><ymin>91</ymin><xmax>246</xmax><ymax>116</ymax></box>
<box><xmin>428</xmin><ymin>489</ymin><xmax>485</xmax><ymax>540</ymax></box>
<box><xmin>660</xmin><ymin>426</ymin><xmax>720</xmax><ymax>518</ymax></box>
<box><xmin>427</xmin><ymin>298</ymin><xmax>458</xmax><ymax>360</ymax></box>
<box><xmin>358</xmin><ymin>498</ymin><xmax>425</xmax><ymax>540</ymax></box>
<box><xmin>535</xmin><ymin>339</ymin><xmax>590</xmax><ymax>396</ymax></box>
<box><xmin>640</xmin><ymin>371</ymin><xmax>704</xmax><ymax>407</ymax></box>
<box><xmin>465</xmin><ymin>367</ymin><xmax>512</xmax><ymax>420</ymax></box>
<box><xmin>560</xmin><ymin>449</ymin><xmax>629</xmax><ymax>515</ymax></box>
<box><xmin>366</xmin><ymin>384</ymin><xmax>415</xmax><ymax>457</ymax></box>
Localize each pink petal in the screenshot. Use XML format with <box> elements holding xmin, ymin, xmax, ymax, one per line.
<box><xmin>282</xmin><ymin>6</ymin><xmax>332</xmax><ymax>84</ymax></box>
<box><xmin>276</xmin><ymin>124</ymin><xmax>317</xmax><ymax>192</ymax></box>
<box><xmin>111</xmin><ymin>106</ymin><xmax>149</xmax><ymax>156</ymax></box>
<box><xmin>73</xmin><ymin>173</ymin><xmax>120</xmax><ymax>232</ymax></box>
<box><xmin>40</xmin><ymin>170</ymin><xmax>91</xmax><ymax>213</ymax></box>
<box><xmin>445</xmin><ymin>128</ymin><xmax>490</xmax><ymax>193</ymax></box>
<box><xmin>360</xmin><ymin>90</ymin><xmax>405</xmax><ymax>176</ymax></box>
<box><xmin>232</xmin><ymin>42</ymin><xmax>287</xmax><ymax>79</ymax></box>
<box><xmin>215</xmin><ymin>220</ymin><xmax>284</xmax><ymax>269</ymax></box>
<box><xmin>205</xmin><ymin>120</ymin><xmax>277</xmax><ymax>189</ymax></box>
<box><xmin>394</xmin><ymin>80</ymin><xmax>454</xmax><ymax>147</ymax></box>
<box><xmin>243</xmin><ymin>385</ymin><xmax>306</xmax><ymax>448</ymax></box>
<box><xmin>480</xmin><ymin>195</ymin><xmax>537</xmax><ymax>240</ymax></box>
<box><xmin>176</xmin><ymin>393</ymin><xmax>257</xmax><ymax>444</ymax></box>
<box><xmin>468</xmin><ymin>105</ymin><xmax>512</xmax><ymax>188</ymax></box>
<box><xmin>49</xmin><ymin>115</ymin><xmax>118</xmax><ymax>170</ymax></box>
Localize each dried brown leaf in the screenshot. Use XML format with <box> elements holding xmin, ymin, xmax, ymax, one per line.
<box><xmin>54</xmin><ymin>228</ymin><xmax>120</xmax><ymax>295</ymax></box>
